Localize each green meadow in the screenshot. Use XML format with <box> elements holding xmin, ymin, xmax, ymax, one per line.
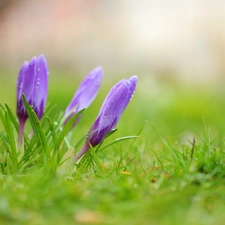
<box><xmin>0</xmin><ymin>69</ymin><xmax>225</xmax><ymax>225</ymax></box>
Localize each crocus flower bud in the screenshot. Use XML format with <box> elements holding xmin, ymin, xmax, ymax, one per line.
<box><xmin>74</xmin><ymin>75</ymin><xmax>138</xmax><ymax>160</ymax></box>
<box><xmin>17</xmin><ymin>55</ymin><xmax>48</xmax><ymax>144</ymax></box>
<box><xmin>64</xmin><ymin>66</ymin><xmax>103</xmax><ymax>125</ymax></box>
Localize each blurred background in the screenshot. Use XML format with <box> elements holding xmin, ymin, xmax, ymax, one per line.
<box><xmin>1</xmin><ymin>0</ymin><xmax>225</xmax><ymax>139</ymax></box>
<box><xmin>1</xmin><ymin>0</ymin><xmax>225</xmax><ymax>82</ymax></box>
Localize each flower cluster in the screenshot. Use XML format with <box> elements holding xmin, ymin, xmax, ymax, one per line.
<box><xmin>16</xmin><ymin>55</ymin><xmax>138</xmax><ymax>160</ymax></box>
<box><xmin>74</xmin><ymin>75</ymin><xmax>138</xmax><ymax>160</ymax></box>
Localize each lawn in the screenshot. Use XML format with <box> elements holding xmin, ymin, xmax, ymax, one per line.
<box><xmin>0</xmin><ymin>67</ymin><xmax>225</xmax><ymax>225</ymax></box>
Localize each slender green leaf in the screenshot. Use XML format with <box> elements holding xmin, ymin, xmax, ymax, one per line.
<box><xmin>98</xmin><ymin>135</ymin><xmax>139</xmax><ymax>152</ymax></box>
<box><xmin>74</xmin><ymin>133</ymin><xmax>87</xmax><ymax>150</ymax></box>
<box><xmin>22</xmin><ymin>94</ymin><xmax>50</xmax><ymax>161</ymax></box>
<box><xmin>104</xmin><ymin>128</ymin><xmax>118</xmax><ymax>139</ymax></box>
<box><xmin>46</xmin><ymin>116</ymin><xmax>59</xmax><ymax>151</ymax></box>
<box><xmin>57</xmin><ymin>109</ymin><xmax>85</xmax><ymax>146</ymax></box>
<box><xmin>4</xmin><ymin>108</ymin><xmax>18</xmax><ymax>173</ymax></box>
<box><xmin>0</xmin><ymin>104</ymin><xmax>7</xmax><ymax>131</ymax></box>
<box><xmin>89</xmin><ymin>147</ymin><xmax>105</xmax><ymax>177</ymax></box>
<box><xmin>5</xmin><ymin>104</ymin><xmax>18</xmax><ymax>131</ymax></box>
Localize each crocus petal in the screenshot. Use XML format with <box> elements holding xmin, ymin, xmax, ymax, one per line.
<box><xmin>74</xmin><ymin>75</ymin><xmax>138</xmax><ymax>160</ymax></box>
<box><xmin>17</xmin><ymin>61</ymin><xmax>29</xmax><ymax>101</ymax></box>
<box><xmin>17</xmin><ymin>57</ymin><xmax>37</xmax><ymax>121</ymax></box>
<box><xmin>64</xmin><ymin>66</ymin><xmax>103</xmax><ymax>122</ymax></box>
<box><xmin>33</xmin><ymin>55</ymin><xmax>49</xmax><ymax>119</ymax></box>
<box><xmin>16</xmin><ymin>61</ymin><xmax>29</xmax><ymax>120</ymax></box>
<box><xmin>21</xmin><ymin>57</ymin><xmax>38</xmax><ymax>105</ymax></box>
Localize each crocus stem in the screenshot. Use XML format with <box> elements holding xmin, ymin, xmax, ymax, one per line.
<box><xmin>73</xmin><ymin>143</ymin><xmax>90</xmax><ymax>162</ymax></box>
<box><xmin>18</xmin><ymin>119</ymin><xmax>26</xmax><ymax>147</ymax></box>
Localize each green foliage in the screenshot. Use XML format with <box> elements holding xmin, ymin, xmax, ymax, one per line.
<box><xmin>0</xmin><ymin>95</ymin><xmax>138</xmax><ymax>176</ymax></box>
<box><xmin>1</xmin><ymin>77</ymin><xmax>225</xmax><ymax>224</ymax></box>
<box><xmin>0</xmin><ymin>98</ymin><xmax>90</xmax><ymax>174</ymax></box>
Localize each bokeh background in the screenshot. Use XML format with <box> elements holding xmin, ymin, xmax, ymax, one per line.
<box><xmin>1</xmin><ymin>0</ymin><xmax>225</xmax><ymax>139</ymax></box>
<box><xmin>1</xmin><ymin>0</ymin><xmax>225</xmax><ymax>80</ymax></box>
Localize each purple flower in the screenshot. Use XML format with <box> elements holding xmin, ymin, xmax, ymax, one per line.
<box><xmin>17</xmin><ymin>55</ymin><xmax>48</xmax><ymax>144</ymax></box>
<box><xmin>64</xmin><ymin>66</ymin><xmax>103</xmax><ymax>125</ymax></box>
<box><xmin>74</xmin><ymin>75</ymin><xmax>138</xmax><ymax>160</ymax></box>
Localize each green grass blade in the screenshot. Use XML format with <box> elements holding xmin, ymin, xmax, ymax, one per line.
<box><xmin>22</xmin><ymin>94</ymin><xmax>50</xmax><ymax>162</ymax></box>
<box><xmin>4</xmin><ymin>108</ymin><xmax>18</xmax><ymax>173</ymax></box>
<box><xmin>4</xmin><ymin>104</ymin><xmax>18</xmax><ymax>131</ymax></box>
<box><xmin>57</xmin><ymin>109</ymin><xmax>85</xmax><ymax>147</ymax></box>
<box><xmin>0</xmin><ymin>104</ymin><xmax>7</xmax><ymax>131</ymax></box>
<box><xmin>104</xmin><ymin>128</ymin><xmax>118</xmax><ymax>139</ymax></box>
<box><xmin>98</xmin><ymin>135</ymin><xmax>139</xmax><ymax>152</ymax></box>
<box><xmin>46</xmin><ymin>117</ymin><xmax>59</xmax><ymax>151</ymax></box>
<box><xmin>89</xmin><ymin>147</ymin><xmax>105</xmax><ymax>177</ymax></box>
<box><xmin>74</xmin><ymin>133</ymin><xmax>87</xmax><ymax>150</ymax></box>
<box><xmin>4</xmin><ymin>104</ymin><xmax>29</xmax><ymax>146</ymax></box>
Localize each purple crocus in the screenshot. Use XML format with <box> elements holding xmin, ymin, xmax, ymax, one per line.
<box><xmin>64</xmin><ymin>66</ymin><xmax>103</xmax><ymax>125</ymax></box>
<box><xmin>74</xmin><ymin>75</ymin><xmax>138</xmax><ymax>161</ymax></box>
<box><xmin>17</xmin><ymin>55</ymin><xmax>48</xmax><ymax>144</ymax></box>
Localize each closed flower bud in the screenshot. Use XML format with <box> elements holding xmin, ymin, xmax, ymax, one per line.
<box><xmin>74</xmin><ymin>75</ymin><xmax>138</xmax><ymax>160</ymax></box>
<box><xmin>64</xmin><ymin>66</ymin><xmax>103</xmax><ymax>125</ymax></box>
<box><xmin>17</xmin><ymin>55</ymin><xmax>48</xmax><ymax>144</ymax></box>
